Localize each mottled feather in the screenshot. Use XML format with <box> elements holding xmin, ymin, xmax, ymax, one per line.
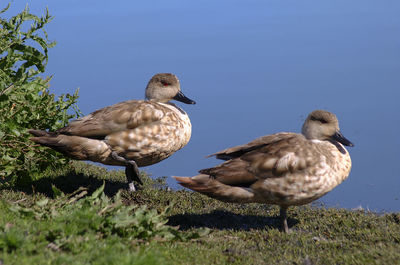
<box><xmin>174</xmin><ymin>110</ymin><xmax>353</xmax><ymax>232</ymax></box>
<box><xmin>29</xmin><ymin>73</ymin><xmax>195</xmax><ymax>192</ymax></box>
<box><xmin>57</xmin><ymin>101</ymin><xmax>166</xmax><ymax>139</ymax></box>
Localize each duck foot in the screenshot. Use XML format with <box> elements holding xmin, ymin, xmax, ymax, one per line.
<box><xmin>125</xmin><ymin>163</ymin><xmax>143</xmax><ymax>192</ymax></box>
<box><xmin>111</xmin><ymin>151</ymin><xmax>143</xmax><ymax>192</ymax></box>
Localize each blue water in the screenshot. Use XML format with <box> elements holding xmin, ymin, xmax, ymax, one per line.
<box><xmin>6</xmin><ymin>1</ymin><xmax>400</xmax><ymax>211</ymax></box>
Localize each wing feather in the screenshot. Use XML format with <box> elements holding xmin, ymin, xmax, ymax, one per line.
<box><xmin>202</xmin><ymin>133</ymin><xmax>321</xmax><ymax>186</ymax></box>
<box><xmin>208</xmin><ymin>133</ymin><xmax>295</xmax><ymax>160</ymax></box>
<box><xmin>57</xmin><ymin>100</ymin><xmax>165</xmax><ymax>139</ymax></box>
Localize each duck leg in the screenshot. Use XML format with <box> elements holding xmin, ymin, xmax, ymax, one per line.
<box><xmin>280</xmin><ymin>206</ymin><xmax>289</xmax><ymax>233</ymax></box>
<box><xmin>125</xmin><ymin>162</ymin><xmax>143</xmax><ymax>192</ymax></box>
<box><xmin>111</xmin><ymin>151</ymin><xmax>143</xmax><ymax>192</ymax></box>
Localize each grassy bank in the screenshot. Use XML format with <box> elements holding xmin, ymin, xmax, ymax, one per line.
<box><xmin>1</xmin><ymin>162</ymin><xmax>399</xmax><ymax>264</ymax></box>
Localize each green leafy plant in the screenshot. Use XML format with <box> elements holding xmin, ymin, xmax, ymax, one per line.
<box><xmin>0</xmin><ymin>3</ymin><xmax>53</xmax><ymax>86</ymax></box>
<box><xmin>0</xmin><ymin>3</ymin><xmax>80</xmax><ymax>186</ymax></box>
<box><xmin>3</xmin><ymin>183</ymin><xmax>207</xmax><ymax>254</ymax></box>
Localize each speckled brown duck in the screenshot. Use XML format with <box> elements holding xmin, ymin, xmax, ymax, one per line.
<box><xmin>174</xmin><ymin>110</ymin><xmax>353</xmax><ymax>233</ymax></box>
<box><xmin>30</xmin><ymin>73</ymin><xmax>195</xmax><ymax>191</ymax></box>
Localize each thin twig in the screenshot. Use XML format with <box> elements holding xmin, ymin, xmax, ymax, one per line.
<box><xmin>0</xmin><ymin>83</ymin><xmax>14</xmax><ymax>95</ymax></box>
<box><xmin>13</xmin><ymin>198</ymin><xmax>27</xmax><ymax>204</ymax></box>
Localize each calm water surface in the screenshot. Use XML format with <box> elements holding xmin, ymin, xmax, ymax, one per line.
<box><xmin>7</xmin><ymin>0</ymin><xmax>400</xmax><ymax>211</ymax></box>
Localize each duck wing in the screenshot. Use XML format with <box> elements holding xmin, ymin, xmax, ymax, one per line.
<box><xmin>208</xmin><ymin>133</ymin><xmax>295</xmax><ymax>160</ymax></box>
<box><xmin>201</xmin><ymin>133</ymin><xmax>319</xmax><ymax>186</ymax></box>
<box><xmin>57</xmin><ymin>100</ymin><xmax>165</xmax><ymax>139</ymax></box>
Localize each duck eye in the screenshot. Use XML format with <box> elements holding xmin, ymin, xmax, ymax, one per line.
<box><xmin>310</xmin><ymin>116</ymin><xmax>328</xmax><ymax>124</ymax></box>
<box><xmin>319</xmin><ymin>119</ymin><xmax>328</xmax><ymax>124</ymax></box>
<box><xmin>161</xmin><ymin>81</ymin><xmax>169</xmax><ymax>87</ymax></box>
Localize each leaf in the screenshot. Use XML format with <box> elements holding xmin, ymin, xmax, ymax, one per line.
<box><xmin>11</xmin><ymin>129</ymin><xmax>21</xmax><ymax>137</ymax></box>
<box><xmin>52</xmin><ymin>185</ymin><xmax>64</xmax><ymax>198</ymax></box>
<box><xmin>0</xmin><ymin>3</ymin><xmax>10</xmax><ymax>15</ymax></box>
<box><xmin>91</xmin><ymin>182</ymin><xmax>105</xmax><ymax>200</ymax></box>
<box><xmin>36</xmin><ymin>198</ymin><xmax>49</xmax><ymax>207</ymax></box>
<box><xmin>8</xmin><ymin>204</ymin><xmax>36</xmax><ymax>217</ymax></box>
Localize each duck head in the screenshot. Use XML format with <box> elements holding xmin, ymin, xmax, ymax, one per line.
<box><xmin>145</xmin><ymin>73</ymin><xmax>196</xmax><ymax>104</ymax></box>
<box><xmin>301</xmin><ymin>110</ymin><xmax>354</xmax><ymax>147</ymax></box>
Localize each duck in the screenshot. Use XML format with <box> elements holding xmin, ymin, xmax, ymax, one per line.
<box><xmin>30</xmin><ymin>73</ymin><xmax>196</xmax><ymax>192</ymax></box>
<box><xmin>174</xmin><ymin>110</ymin><xmax>353</xmax><ymax>233</ymax></box>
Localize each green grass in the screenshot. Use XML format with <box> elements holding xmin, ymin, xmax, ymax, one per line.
<box><xmin>1</xmin><ymin>161</ymin><xmax>399</xmax><ymax>264</ymax></box>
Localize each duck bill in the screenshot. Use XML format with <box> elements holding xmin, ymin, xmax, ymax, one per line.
<box><xmin>332</xmin><ymin>131</ymin><xmax>354</xmax><ymax>147</ymax></box>
<box><xmin>173</xmin><ymin>91</ymin><xmax>196</xmax><ymax>104</ymax></box>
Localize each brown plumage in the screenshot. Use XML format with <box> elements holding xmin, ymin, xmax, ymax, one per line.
<box><xmin>30</xmin><ymin>73</ymin><xmax>195</xmax><ymax>191</ymax></box>
<box><xmin>174</xmin><ymin>110</ymin><xmax>354</xmax><ymax>233</ymax></box>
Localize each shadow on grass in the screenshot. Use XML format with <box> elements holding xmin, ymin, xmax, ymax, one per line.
<box><xmin>168</xmin><ymin>210</ymin><xmax>299</xmax><ymax>231</ymax></box>
<box><xmin>6</xmin><ymin>172</ymin><xmax>128</xmax><ymax>198</ymax></box>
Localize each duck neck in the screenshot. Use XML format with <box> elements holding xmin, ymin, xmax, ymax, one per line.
<box><xmin>164</xmin><ymin>102</ymin><xmax>186</xmax><ymax>115</ymax></box>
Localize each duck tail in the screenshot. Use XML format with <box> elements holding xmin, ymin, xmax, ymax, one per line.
<box><xmin>29</xmin><ymin>129</ymin><xmax>67</xmax><ymax>151</ymax></box>
<box><xmin>173</xmin><ymin>175</ymin><xmax>255</xmax><ymax>203</ymax></box>
<box><xmin>29</xmin><ymin>131</ymin><xmax>111</xmax><ymax>162</ymax></box>
<box><xmin>28</xmin><ymin>129</ymin><xmax>56</xmax><ymax>137</ymax></box>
